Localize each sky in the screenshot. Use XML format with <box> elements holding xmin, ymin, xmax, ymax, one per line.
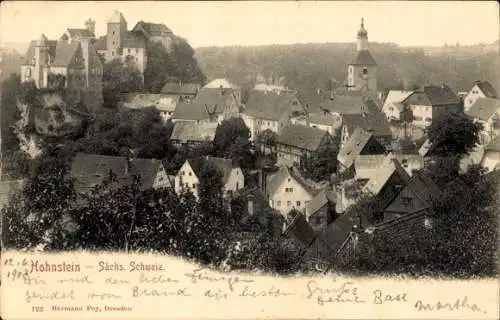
<box><xmin>1</xmin><ymin>1</ymin><xmax>499</xmax><ymax>48</ymax></box>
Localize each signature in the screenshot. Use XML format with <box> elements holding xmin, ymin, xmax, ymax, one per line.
<box><xmin>415</xmin><ymin>296</ymin><xmax>486</xmax><ymax>314</ymax></box>
<box><xmin>25</xmin><ymin>290</ymin><xmax>75</xmax><ymax>303</ymax></box>
<box><xmin>184</xmin><ymin>267</ymin><xmax>254</xmax><ymax>291</ymax></box>
<box><xmin>305</xmin><ymin>280</ymin><xmax>365</xmax><ymax>305</ymax></box>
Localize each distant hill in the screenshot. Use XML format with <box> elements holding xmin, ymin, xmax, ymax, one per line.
<box><xmin>1</xmin><ymin>42</ymin><xmax>30</xmax><ymax>56</ymax></box>
<box><xmin>194</xmin><ymin>40</ymin><xmax>500</xmax><ymax>95</ymax></box>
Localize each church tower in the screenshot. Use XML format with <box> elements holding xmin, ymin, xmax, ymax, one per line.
<box><xmin>347</xmin><ymin>18</ymin><xmax>378</xmax><ymax>92</ymax></box>
<box><xmin>106</xmin><ymin>11</ymin><xmax>127</xmax><ymax>61</ymax></box>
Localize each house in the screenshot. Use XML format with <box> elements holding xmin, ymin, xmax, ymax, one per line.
<box><xmin>340</xmin><ymin>112</ymin><xmax>392</xmax><ymax>149</ymax></box>
<box><xmin>383</xmin><ymin>173</ymin><xmax>441</xmax><ymax>223</ymax></box>
<box><xmin>265</xmin><ymin>166</ymin><xmax>320</xmax><ymax>218</ymax></box>
<box><xmin>306</xmin><ymin>111</ymin><xmax>343</xmax><ymax>136</ymax></box>
<box><xmin>242</xmin><ymin>90</ymin><xmax>304</xmax><ymax>141</ymax></box>
<box><xmin>160</xmin><ymin>81</ymin><xmax>201</xmax><ymax>101</ymax></box>
<box><xmin>481</xmin><ymin>136</ymin><xmax>500</xmax><ymax>172</ymax></box>
<box><xmin>355</xmin><ymin>154</ymin><xmax>424</xmax><ymax>180</ymax></box>
<box><xmin>337</xmin><ymin>127</ymin><xmax>386</xmax><ymax>173</ymax></box>
<box><xmin>20</xmin><ymin>28</ymin><xmax>104</xmax><ymax>111</ymax></box>
<box><xmin>305</xmin><ymin>188</ymin><xmax>337</xmax><ymax>231</ymax></box>
<box><xmin>171</xmin><ymin>87</ymin><xmax>239</xmax><ymax>124</ymax></box>
<box><xmin>276</xmin><ymin>124</ymin><xmax>334</xmax><ymax>167</ymax></box>
<box><xmin>401</xmin><ymin>84</ymin><xmax>461</xmax><ymax>128</ymax></box>
<box><xmin>362</xmin><ymin>158</ymin><xmax>412</xmax><ymax>214</ymax></box>
<box><xmin>463</xmin><ymin>80</ymin><xmax>498</xmax><ymax>112</ymax></box>
<box><xmin>381</xmin><ymin>90</ymin><xmax>414</xmax><ymax>121</ymax></box>
<box><xmin>204</xmin><ymin>78</ymin><xmax>241</xmax><ymax>105</ymax></box>
<box><xmin>69</xmin><ymin>153</ymin><xmax>170</xmax><ymax>195</ymax></box>
<box><xmin>174</xmin><ymin>156</ymin><xmax>244</xmax><ymax>200</ymax></box>
<box><xmin>465</xmin><ymin>97</ymin><xmax>500</xmax><ymax>145</ymax></box>
<box><xmin>120</xmin><ymin>93</ymin><xmax>179</xmax><ymax>122</ymax></box>
<box><xmin>169</xmin><ymin>121</ymin><xmax>218</xmax><ymax>147</ymax></box>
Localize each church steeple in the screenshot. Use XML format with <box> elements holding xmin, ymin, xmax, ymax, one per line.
<box><xmin>356</xmin><ymin>17</ymin><xmax>368</xmax><ymax>51</ymax></box>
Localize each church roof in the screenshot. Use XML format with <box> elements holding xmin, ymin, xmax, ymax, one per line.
<box><xmin>67</xmin><ymin>28</ymin><xmax>95</xmax><ymax>38</ymax></box>
<box><xmin>349</xmin><ymin>49</ymin><xmax>377</xmax><ymax>66</ymax></box>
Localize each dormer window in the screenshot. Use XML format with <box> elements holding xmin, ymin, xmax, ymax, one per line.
<box><xmin>363</xmin><ymin>68</ymin><xmax>368</xmax><ymax>75</ymax></box>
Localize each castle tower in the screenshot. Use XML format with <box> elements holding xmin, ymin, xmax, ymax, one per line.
<box><xmin>106</xmin><ymin>11</ymin><xmax>127</xmax><ymax>61</ymax></box>
<box><xmin>347</xmin><ymin>18</ymin><xmax>378</xmax><ymax>92</ymax></box>
<box><xmin>85</xmin><ymin>18</ymin><xmax>96</xmax><ymax>36</ymax></box>
<box><xmin>34</xmin><ymin>34</ymin><xmax>49</xmax><ymax>88</ymax></box>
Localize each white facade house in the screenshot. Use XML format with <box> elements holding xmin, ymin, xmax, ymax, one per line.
<box><xmin>381</xmin><ymin>90</ymin><xmax>413</xmax><ymax>121</ymax></box>
<box><xmin>465</xmin><ymin>97</ymin><xmax>500</xmax><ymax>146</ymax></box>
<box><xmin>481</xmin><ymin>136</ymin><xmax>500</xmax><ymax>172</ymax></box>
<box><xmin>174</xmin><ymin>156</ymin><xmax>244</xmax><ymax>200</ymax></box>
<box><xmin>464</xmin><ymin>81</ymin><xmax>499</xmax><ymax>112</ymax></box>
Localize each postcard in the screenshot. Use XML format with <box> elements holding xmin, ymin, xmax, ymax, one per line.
<box><xmin>1</xmin><ymin>1</ymin><xmax>499</xmax><ymax>319</ymax></box>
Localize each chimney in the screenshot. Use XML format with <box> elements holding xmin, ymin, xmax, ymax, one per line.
<box><xmin>219</xmin><ymin>85</ymin><xmax>224</xmax><ymax>96</ymax></box>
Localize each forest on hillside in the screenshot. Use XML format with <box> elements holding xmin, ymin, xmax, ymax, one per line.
<box><xmin>194</xmin><ymin>42</ymin><xmax>500</xmax><ymax>96</ymax></box>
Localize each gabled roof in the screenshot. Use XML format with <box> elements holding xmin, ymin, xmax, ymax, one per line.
<box><xmin>349</xmin><ymin>49</ymin><xmax>377</xmax><ymax>66</ymax></box>
<box><xmin>485</xmin><ymin>135</ymin><xmax>500</xmax><ymax>152</ymax></box>
<box><xmin>244</xmin><ymin>90</ymin><xmax>302</xmax><ymax>121</ymax></box>
<box><xmin>474</xmin><ymin>81</ymin><xmax>498</xmax><ymax>99</ymax></box>
<box><xmin>405</xmin><ymin>84</ymin><xmax>460</xmax><ymax>106</ymax></box>
<box><xmin>204</xmin><ymin>78</ymin><xmax>239</xmax><ymax>89</ymax></box>
<box><xmin>308</xmin><ymin>111</ymin><xmax>342</xmax><ymax>127</ymax></box>
<box><xmin>120</xmin><ymin>93</ymin><xmax>179</xmax><ymax>112</ymax></box>
<box><xmin>170</xmin><ymin>121</ymin><xmax>218</xmax><ymax>143</ymax></box>
<box><xmin>316</xmin><ymin>212</ymin><xmax>358</xmax><ymax>255</ymax></box>
<box><xmin>277</xmin><ymin>124</ymin><xmax>330</xmax><ymax>152</ymax></box>
<box><xmin>296</xmin><ymin>90</ymin><xmax>331</xmax><ymax>112</ymax></box>
<box><xmin>384</xmin><ymin>173</ymin><xmax>441</xmax><ymax>214</ymax></box>
<box><xmin>69</xmin><ymin>153</ymin><xmax>165</xmax><ymax>194</ymax></box>
<box><xmin>363</xmin><ymin>158</ymin><xmax>411</xmax><ymax>196</ymax></box>
<box><xmin>342</xmin><ymin>112</ymin><xmax>392</xmax><ymax>137</ymax></box>
<box><xmin>133</xmin><ymin>21</ymin><xmax>172</xmax><ymax>36</ymax></box>
<box><xmin>22</xmin><ymin>39</ymin><xmax>58</xmax><ymax>65</ymax></box>
<box><xmin>67</xmin><ymin>28</ymin><xmax>95</xmax><ymax>38</ymax></box>
<box><xmin>337</xmin><ymin>127</ymin><xmax>377</xmax><ymax>169</ymax></box>
<box><xmin>266</xmin><ymin>166</ymin><xmax>319</xmax><ymax>199</ymax></box>
<box><xmin>381</xmin><ymin>90</ymin><xmax>413</xmax><ymax>111</ymax></box>
<box><xmin>466</xmin><ymin>97</ymin><xmax>500</xmax><ymax>121</ymax></box>
<box><xmin>305</xmin><ymin>188</ymin><xmax>335</xmax><ymax>218</ymax></box>
<box><xmin>319</xmin><ymin>95</ymin><xmax>367</xmax><ymax>115</ymax></box>
<box><xmin>186</xmin><ymin>156</ymin><xmax>234</xmax><ymax>185</ymax></box>
<box><xmin>355</xmin><ymin>154</ymin><xmax>424</xmax><ymax>180</ymax></box>
<box><xmin>172</xmin><ymin>88</ymin><xmax>235</xmax><ymax>121</ymax></box>
<box><xmin>52</xmin><ymin>41</ymin><xmax>81</xmax><ymax>67</ymax></box>
<box><xmin>161</xmin><ymin>82</ymin><xmax>201</xmax><ymax>95</ymax></box>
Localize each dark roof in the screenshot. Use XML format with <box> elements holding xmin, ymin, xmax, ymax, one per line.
<box><xmin>69</xmin><ymin>153</ymin><xmax>164</xmax><ymax>194</ymax></box>
<box><xmin>485</xmin><ymin>135</ymin><xmax>500</xmax><ymax>152</ymax></box>
<box><xmin>161</xmin><ymin>82</ymin><xmax>201</xmax><ymax>95</ymax></box>
<box><xmin>172</xmin><ymin>88</ymin><xmax>235</xmax><ymax>121</ymax></box>
<box><xmin>466</xmin><ymin>97</ymin><xmax>500</xmax><ymax>121</ymax></box>
<box><xmin>277</xmin><ymin>124</ymin><xmax>330</xmax><ymax>152</ymax></box>
<box><xmin>337</xmin><ymin>127</ymin><xmax>376</xmax><ymax>168</ymax></box>
<box><xmin>186</xmin><ymin>156</ymin><xmax>234</xmax><ymax>185</ymax></box>
<box><xmin>52</xmin><ymin>41</ymin><xmax>80</xmax><ymax>67</ymax></box>
<box><xmin>342</xmin><ymin>112</ymin><xmax>392</xmax><ymax>137</ymax></box>
<box><xmin>133</xmin><ymin>21</ymin><xmax>172</xmax><ymax>36</ymax></box>
<box><xmin>296</xmin><ymin>90</ymin><xmax>331</xmax><ymax>112</ymax></box>
<box><xmin>244</xmin><ymin>90</ymin><xmax>302</xmax><ymax>121</ymax></box>
<box><xmin>475</xmin><ymin>81</ymin><xmax>498</xmax><ymax>99</ymax></box>
<box><xmin>305</xmin><ymin>188</ymin><xmax>335</xmax><ymax>218</ymax></box>
<box><xmin>349</xmin><ymin>49</ymin><xmax>377</xmax><ymax>66</ymax></box>
<box><xmin>363</xmin><ymin>158</ymin><xmax>411</xmax><ymax>196</ymax></box>
<box><xmin>317</xmin><ymin>213</ymin><xmax>358</xmax><ymax>254</ymax></box>
<box><xmin>319</xmin><ymin>95</ymin><xmax>367</xmax><ymax>115</ymax></box>
<box><xmin>170</xmin><ymin>121</ymin><xmax>218</xmax><ymax>143</ymax></box>
<box><xmin>405</xmin><ymin>84</ymin><xmax>460</xmax><ymax>106</ymax></box>
<box><xmin>67</xmin><ymin>28</ymin><xmax>95</xmax><ymax>38</ymax></box>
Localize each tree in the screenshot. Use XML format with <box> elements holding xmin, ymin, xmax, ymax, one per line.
<box><xmin>214</xmin><ymin>118</ymin><xmax>251</xmax><ymax>155</ymax></box>
<box><xmin>427</xmin><ymin>112</ymin><xmax>482</xmax><ymax>157</ymax></box>
<box><xmin>256</xmin><ymin>129</ymin><xmax>278</xmax><ymax>154</ymax></box>
<box><xmin>102</xmin><ymin>58</ymin><xmax>143</xmax><ymax>107</ymax></box>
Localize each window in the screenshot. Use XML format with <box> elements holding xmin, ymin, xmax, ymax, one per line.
<box><xmin>136</xmin><ymin>48</ymin><xmax>139</xmax><ymax>54</ymax></box>
<box><xmin>113</xmin><ymin>41</ymin><xmax>115</xmax><ymax>45</ymax></box>
<box><xmin>401</xmin><ymin>196</ymin><xmax>412</xmax><ymax>206</ymax></box>
<box><xmin>292</xmin><ymin>101</ymin><xmax>297</xmax><ymax>105</ymax></box>
<box><xmin>315</xmin><ymin>216</ymin><xmax>322</xmax><ymax>224</ymax></box>
<box><xmin>296</xmin><ymin>201</ymin><xmax>301</xmax><ymax>206</ymax></box>
<box><xmin>363</xmin><ymin>68</ymin><xmax>368</xmax><ymax>75</ymax></box>
<box><xmin>112</xmin><ymin>31</ymin><xmax>115</xmax><ymax>35</ymax></box>
<box><xmin>287</xmin><ymin>201</ymin><xmax>291</xmax><ymax>207</ymax></box>
<box><xmin>181</xmin><ymin>171</ymin><xmax>185</xmax><ymax>175</ymax></box>
<box><xmin>188</xmin><ymin>172</ymin><xmax>192</xmax><ymax>176</ymax></box>
<box><xmin>277</xmin><ymin>200</ymin><xmax>281</xmax><ymax>207</ymax></box>
<box><xmin>192</xmin><ymin>183</ymin><xmax>196</xmax><ymax>189</ymax></box>
<box><xmin>128</xmin><ymin>49</ymin><xmax>131</xmax><ymax>54</ymax></box>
